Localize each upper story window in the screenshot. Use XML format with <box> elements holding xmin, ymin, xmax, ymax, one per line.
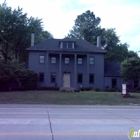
<box><xmin>51</xmin><ymin>57</ymin><xmax>56</xmax><ymax>63</ymax></box>
<box><xmin>68</xmin><ymin>42</ymin><xmax>73</xmax><ymax>49</ymax></box>
<box><xmin>63</xmin><ymin>42</ymin><xmax>67</xmax><ymax>48</ymax></box>
<box><xmin>65</xmin><ymin>57</ymin><xmax>69</xmax><ymax>64</ymax></box>
<box><xmin>39</xmin><ymin>55</ymin><xmax>45</xmax><ymax>63</ymax></box>
<box><xmin>89</xmin><ymin>57</ymin><xmax>94</xmax><ymax>65</ymax></box>
<box><xmin>78</xmin><ymin>58</ymin><xmax>83</xmax><ymax>64</ymax></box>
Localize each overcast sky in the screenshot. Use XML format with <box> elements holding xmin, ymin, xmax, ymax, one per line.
<box><xmin>1</xmin><ymin>0</ymin><xmax>140</xmax><ymax>52</ymax></box>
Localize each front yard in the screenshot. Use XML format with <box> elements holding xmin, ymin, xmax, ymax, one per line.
<box><xmin>0</xmin><ymin>90</ymin><xmax>140</xmax><ymax>105</ymax></box>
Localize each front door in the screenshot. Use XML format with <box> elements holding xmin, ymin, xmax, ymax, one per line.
<box><xmin>63</xmin><ymin>73</ymin><xmax>70</xmax><ymax>87</ymax></box>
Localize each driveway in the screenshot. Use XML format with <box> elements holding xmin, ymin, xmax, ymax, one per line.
<box><xmin>0</xmin><ymin>104</ymin><xmax>139</xmax><ymax>140</ymax></box>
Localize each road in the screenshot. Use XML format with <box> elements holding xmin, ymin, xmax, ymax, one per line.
<box><xmin>0</xmin><ymin>104</ymin><xmax>140</xmax><ymax>140</ymax></box>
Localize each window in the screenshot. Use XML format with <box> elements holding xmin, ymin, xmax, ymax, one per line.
<box><xmin>39</xmin><ymin>73</ymin><xmax>44</xmax><ymax>82</ymax></box>
<box><xmin>63</xmin><ymin>42</ymin><xmax>67</xmax><ymax>48</ymax></box>
<box><xmin>39</xmin><ymin>55</ymin><xmax>44</xmax><ymax>63</ymax></box>
<box><xmin>77</xmin><ymin>74</ymin><xmax>83</xmax><ymax>83</ymax></box>
<box><xmin>78</xmin><ymin>58</ymin><xmax>82</xmax><ymax>64</ymax></box>
<box><xmin>89</xmin><ymin>57</ymin><xmax>94</xmax><ymax>65</ymax></box>
<box><xmin>89</xmin><ymin>74</ymin><xmax>94</xmax><ymax>83</ymax></box>
<box><xmin>62</xmin><ymin>42</ymin><xmax>74</xmax><ymax>49</ymax></box>
<box><xmin>112</xmin><ymin>79</ymin><xmax>117</xmax><ymax>88</ymax></box>
<box><xmin>51</xmin><ymin>57</ymin><xmax>56</xmax><ymax>63</ymax></box>
<box><xmin>50</xmin><ymin>73</ymin><xmax>56</xmax><ymax>83</ymax></box>
<box><xmin>65</xmin><ymin>57</ymin><xmax>69</xmax><ymax>64</ymax></box>
<box><xmin>68</xmin><ymin>42</ymin><xmax>73</xmax><ymax>49</ymax></box>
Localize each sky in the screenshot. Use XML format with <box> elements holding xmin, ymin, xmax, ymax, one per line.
<box><xmin>1</xmin><ymin>0</ymin><xmax>140</xmax><ymax>52</ymax></box>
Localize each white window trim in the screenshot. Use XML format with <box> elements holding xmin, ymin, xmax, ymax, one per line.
<box><xmin>39</xmin><ymin>55</ymin><xmax>45</xmax><ymax>63</ymax></box>
<box><xmin>89</xmin><ymin>57</ymin><xmax>94</xmax><ymax>65</ymax></box>
<box><xmin>51</xmin><ymin>57</ymin><xmax>56</xmax><ymax>63</ymax></box>
<box><xmin>78</xmin><ymin>58</ymin><xmax>83</xmax><ymax>64</ymax></box>
<box><xmin>65</xmin><ymin>57</ymin><xmax>70</xmax><ymax>64</ymax></box>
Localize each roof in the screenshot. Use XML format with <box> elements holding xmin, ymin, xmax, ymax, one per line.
<box><xmin>104</xmin><ymin>62</ymin><xmax>121</xmax><ymax>77</ymax></box>
<box><xmin>26</xmin><ymin>38</ymin><xmax>107</xmax><ymax>54</ymax></box>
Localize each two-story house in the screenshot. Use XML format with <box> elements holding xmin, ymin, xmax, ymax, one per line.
<box><xmin>27</xmin><ymin>36</ymin><xmax>108</xmax><ymax>90</ymax></box>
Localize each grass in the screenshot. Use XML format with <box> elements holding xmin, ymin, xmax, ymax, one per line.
<box><xmin>0</xmin><ymin>90</ymin><xmax>140</xmax><ymax>105</ymax></box>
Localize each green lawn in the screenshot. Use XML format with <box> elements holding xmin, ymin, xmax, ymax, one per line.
<box><xmin>0</xmin><ymin>90</ymin><xmax>140</xmax><ymax>105</ymax></box>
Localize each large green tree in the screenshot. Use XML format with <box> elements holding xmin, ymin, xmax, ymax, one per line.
<box><xmin>67</xmin><ymin>10</ymin><xmax>137</xmax><ymax>62</ymax></box>
<box><xmin>0</xmin><ymin>2</ymin><xmax>53</xmax><ymax>62</ymax></box>
<box><xmin>121</xmin><ymin>58</ymin><xmax>140</xmax><ymax>84</ymax></box>
<box><xmin>67</xmin><ymin>10</ymin><xmax>104</xmax><ymax>44</ymax></box>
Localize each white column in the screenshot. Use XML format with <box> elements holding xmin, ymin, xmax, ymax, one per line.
<box><xmin>59</xmin><ymin>53</ymin><xmax>62</xmax><ymax>87</ymax></box>
<box><xmin>74</xmin><ymin>54</ymin><xmax>77</xmax><ymax>88</ymax></box>
<box><xmin>87</xmin><ymin>54</ymin><xmax>89</xmax><ymax>86</ymax></box>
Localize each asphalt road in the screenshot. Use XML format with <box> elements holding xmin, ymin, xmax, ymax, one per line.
<box><xmin>0</xmin><ymin>104</ymin><xmax>140</xmax><ymax>140</ymax></box>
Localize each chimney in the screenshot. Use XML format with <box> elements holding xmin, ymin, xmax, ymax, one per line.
<box><xmin>31</xmin><ymin>33</ymin><xmax>35</xmax><ymax>46</ymax></box>
<box><xmin>97</xmin><ymin>36</ymin><xmax>101</xmax><ymax>47</ymax></box>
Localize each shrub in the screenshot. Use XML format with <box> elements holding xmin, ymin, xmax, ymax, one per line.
<box><xmin>95</xmin><ymin>87</ymin><xmax>100</xmax><ymax>91</ymax></box>
<box><xmin>79</xmin><ymin>87</ymin><xmax>92</xmax><ymax>91</ymax></box>
<box><xmin>37</xmin><ymin>86</ymin><xmax>59</xmax><ymax>91</ymax></box>
<box><xmin>104</xmin><ymin>86</ymin><xmax>120</xmax><ymax>92</ymax></box>
<box><xmin>0</xmin><ymin>61</ymin><xmax>38</xmax><ymax>91</ymax></box>
<box><xmin>19</xmin><ymin>69</ymin><xmax>38</xmax><ymax>90</ymax></box>
<box><xmin>104</xmin><ymin>86</ymin><xmax>110</xmax><ymax>92</ymax></box>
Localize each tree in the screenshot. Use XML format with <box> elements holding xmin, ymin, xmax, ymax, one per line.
<box><xmin>67</xmin><ymin>10</ymin><xmax>131</xmax><ymax>62</ymax></box>
<box><xmin>105</xmin><ymin>42</ymin><xmax>129</xmax><ymax>62</ymax></box>
<box><xmin>127</xmin><ymin>51</ymin><xmax>139</xmax><ymax>58</ymax></box>
<box><xmin>0</xmin><ymin>2</ymin><xmax>53</xmax><ymax>62</ymax></box>
<box><xmin>67</xmin><ymin>10</ymin><xmax>104</xmax><ymax>44</ymax></box>
<box><xmin>121</xmin><ymin>58</ymin><xmax>140</xmax><ymax>85</ymax></box>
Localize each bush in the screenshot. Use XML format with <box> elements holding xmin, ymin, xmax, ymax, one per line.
<box><xmin>79</xmin><ymin>87</ymin><xmax>92</xmax><ymax>91</ymax></box>
<box><xmin>104</xmin><ymin>86</ymin><xmax>110</xmax><ymax>92</ymax></box>
<box><xmin>37</xmin><ymin>86</ymin><xmax>59</xmax><ymax>91</ymax></box>
<box><xmin>0</xmin><ymin>61</ymin><xmax>38</xmax><ymax>91</ymax></box>
<box><xmin>95</xmin><ymin>87</ymin><xmax>100</xmax><ymax>91</ymax></box>
<box><xmin>104</xmin><ymin>86</ymin><xmax>120</xmax><ymax>92</ymax></box>
<box><xmin>19</xmin><ymin>69</ymin><xmax>38</xmax><ymax>90</ymax></box>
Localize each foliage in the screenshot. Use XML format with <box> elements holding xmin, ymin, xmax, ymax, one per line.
<box><xmin>121</xmin><ymin>58</ymin><xmax>140</xmax><ymax>83</ymax></box>
<box><xmin>105</xmin><ymin>42</ymin><xmax>129</xmax><ymax>62</ymax></box>
<box><xmin>36</xmin><ymin>86</ymin><xmax>59</xmax><ymax>91</ymax></box>
<box><xmin>67</xmin><ymin>10</ymin><xmax>138</xmax><ymax>62</ymax></box>
<box><xmin>104</xmin><ymin>86</ymin><xmax>119</xmax><ymax>92</ymax></box>
<box><xmin>102</xmin><ymin>29</ymin><xmax>130</xmax><ymax>62</ymax></box>
<box><xmin>67</xmin><ymin>10</ymin><xmax>104</xmax><ymax>44</ymax></box>
<box><xmin>19</xmin><ymin>69</ymin><xmax>38</xmax><ymax>90</ymax></box>
<box><xmin>127</xmin><ymin>51</ymin><xmax>139</xmax><ymax>59</ymax></box>
<box><xmin>0</xmin><ymin>2</ymin><xmax>53</xmax><ymax>63</ymax></box>
<box><xmin>79</xmin><ymin>87</ymin><xmax>92</xmax><ymax>91</ymax></box>
<box><xmin>0</xmin><ymin>60</ymin><xmax>38</xmax><ymax>91</ymax></box>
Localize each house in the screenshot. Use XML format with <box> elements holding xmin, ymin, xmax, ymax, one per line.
<box><xmin>26</xmin><ymin>36</ymin><xmax>124</xmax><ymax>90</ymax></box>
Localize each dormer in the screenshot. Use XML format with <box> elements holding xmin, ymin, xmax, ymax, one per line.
<box><xmin>60</xmin><ymin>41</ymin><xmax>75</xmax><ymax>49</ymax></box>
<box><xmin>59</xmin><ymin>38</ymin><xmax>75</xmax><ymax>49</ymax></box>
